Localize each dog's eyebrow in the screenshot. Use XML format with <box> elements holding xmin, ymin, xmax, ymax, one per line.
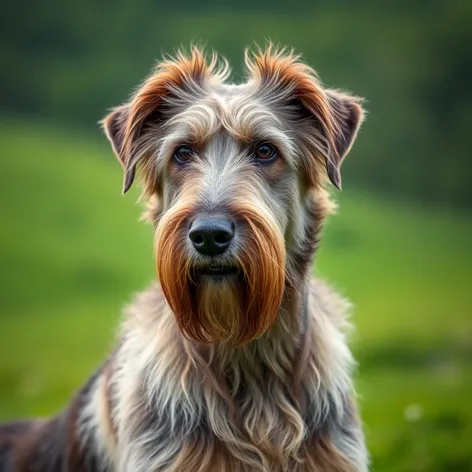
<box><xmin>158</xmin><ymin>123</ymin><xmax>296</xmax><ymax>168</ymax></box>
<box><xmin>207</xmin><ymin>99</ymin><xmax>294</xmax><ymax>162</ymax></box>
<box><xmin>155</xmin><ymin>93</ymin><xmax>298</xmax><ymax>168</ymax></box>
<box><xmin>221</xmin><ymin>122</ymin><xmax>296</xmax><ymax>166</ymax></box>
<box><xmin>244</xmin><ymin>128</ymin><xmax>295</xmax><ymax>160</ymax></box>
<box><xmin>158</xmin><ymin>129</ymin><xmax>197</xmax><ymax>163</ymax></box>
<box><xmin>165</xmin><ymin>99</ymin><xmax>222</xmax><ymax>132</ymax></box>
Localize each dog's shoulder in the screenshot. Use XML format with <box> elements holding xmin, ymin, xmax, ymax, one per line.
<box><xmin>0</xmin><ymin>420</ymin><xmax>38</xmax><ymax>471</ymax></box>
<box><xmin>0</xmin><ymin>416</ymin><xmax>69</xmax><ymax>472</ymax></box>
<box><xmin>0</xmin><ymin>365</ymin><xmax>106</xmax><ymax>472</ymax></box>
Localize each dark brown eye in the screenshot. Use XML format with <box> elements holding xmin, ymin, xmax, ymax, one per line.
<box><xmin>174</xmin><ymin>144</ymin><xmax>193</xmax><ymax>163</ymax></box>
<box><xmin>254</xmin><ymin>142</ymin><xmax>277</xmax><ymax>161</ymax></box>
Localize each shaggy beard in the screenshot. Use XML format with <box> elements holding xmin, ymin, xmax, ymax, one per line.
<box><xmin>154</xmin><ymin>199</ymin><xmax>286</xmax><ymax>346</ymax></box>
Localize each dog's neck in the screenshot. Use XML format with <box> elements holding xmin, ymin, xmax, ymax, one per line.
<box><xmin>201</xmin><ymin>273</ymin><xmax>310</xmax><ymax>378</ymax></box>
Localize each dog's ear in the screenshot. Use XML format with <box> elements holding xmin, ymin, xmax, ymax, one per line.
<box><xmin>102</xmin><ymin>47</ymin><xmax>226</xmax><ymax>195</ymax></box>
<box><xmin>102</xmin><ymin>104</ymin><xmax>136</xmax><ymax>193</ymax></box>
<box><xmin>246</xmin><ymin>45</ymin><xmax>365</xmax><ymax>189</ymax></box>
<box><xmin>323</xmin><ymin>90</ymin><xmax>365</xmax><ymax>189</ymax></box>
<box><xmin>291</xmin><ymin>89</ymin><xmax>364</xmax><ymax>190</ymax></box>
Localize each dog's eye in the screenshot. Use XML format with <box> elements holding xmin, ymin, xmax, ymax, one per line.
<box><xmin>174</xmin><ymin>145</ymin><xmax>194</xmax><ymax>163</ymax></box>
<box><xmin>254</xmin><ymin>143</ymin><xmax>277</xmax><ymax>161</ymax></box>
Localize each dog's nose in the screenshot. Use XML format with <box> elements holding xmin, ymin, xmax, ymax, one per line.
<box><xmin>189</xmin><ymin>217</ymin><xmax>235</xmax><ymax>256</ymax></box>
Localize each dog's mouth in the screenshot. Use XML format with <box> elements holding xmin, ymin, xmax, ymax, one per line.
<box><xmin>192</xmin><ymin>265</ymin><xmax>241</xmax><ymax>279</ymax></box>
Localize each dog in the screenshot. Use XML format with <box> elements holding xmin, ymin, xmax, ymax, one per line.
<box><xmin>0</xmin><ymin>45</ymin><xmax>368</xmax><ymax>471</ymax></box>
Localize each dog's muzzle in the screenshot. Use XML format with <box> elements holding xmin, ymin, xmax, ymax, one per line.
<box><xmin>155</xmin><ymin>201</ymin><xmax>286</xmax><ymax>344</ymax></box>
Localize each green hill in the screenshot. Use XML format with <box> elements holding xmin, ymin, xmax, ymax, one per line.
<box><xmin>1</xmin><ymin>120</ymin><xmax>471</xmax><ymax>471</ymax></box>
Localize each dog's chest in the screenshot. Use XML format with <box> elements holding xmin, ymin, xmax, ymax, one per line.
<box><xmin>115</xmin><ymin>366</ymin><xmax>315</xmax><ymax>472</ymax></box>
<box><xmin>163</xmin><ymin>377</ymin><xmax>310</xmax><ymax>470</ymax></box>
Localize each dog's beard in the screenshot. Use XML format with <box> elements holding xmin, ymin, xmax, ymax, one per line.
<box><xmin>154</xmin><ymin>199</ymin><xmax>286</xmax><ymax>346</ymax></box>
<box><xmin>193</xmin><ymin>275</ymin><xmax>243</xmax><ymax>343</ymax></box>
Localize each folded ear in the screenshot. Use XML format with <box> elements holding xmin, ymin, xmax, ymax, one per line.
<box><xmin>101</xmin><ymin>46</ymin><xmax>227</xmax><ymax>195</ymax></box>
<box><xmin>245</xmin><ymin>45</ymin><xmax>365</xmax><ymax>189</ymax></box>
<box><xmin>324</xmin><ymin>90</ymin><xmax>365</xmax><ymax>189</ymax></box>
<box><xmin>102</xmin><ymin>104</ymin><xmax>136</xmax><ymax>193</ymax></box>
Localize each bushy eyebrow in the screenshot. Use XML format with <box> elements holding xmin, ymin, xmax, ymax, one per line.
<box><xmin>164</xmin><ymin>98</ymin><xmax>222</xmax><ymax>140</ymax></box>
<box><xmin>158</xmin><ymin>123</ymin><xmax>296</xmax><ymax>170</ymax></box>
<box><xmin>238</xmin><ymin>127</ymin><xmax>295</xmax><ymax>165</ymax></box>
<box><xmin>221</xmin><ymin>98</ymin><xmax>296</xmax><ymax>162</ymax></box>
<box><xmin>154</xmin><ymin>93</ymin><xmax>298</xmax><ymax>170</ymax></box>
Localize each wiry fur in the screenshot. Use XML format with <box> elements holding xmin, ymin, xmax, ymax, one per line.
<box><xmin>0</xmin><ymin>45</ymin><xmax>368</xmax><ymax>471</ymax></box>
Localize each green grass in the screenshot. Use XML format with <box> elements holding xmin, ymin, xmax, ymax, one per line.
<box><xmin>1</xmin><ymin>119</ymin><xmax>471</xmax><ymax>471</ymax></box>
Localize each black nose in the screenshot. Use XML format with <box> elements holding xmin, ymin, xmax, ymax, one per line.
<box><xmin>189</xmin><ymin>217</ymin><xmax>235</xmax><ymax>256</ymax></box>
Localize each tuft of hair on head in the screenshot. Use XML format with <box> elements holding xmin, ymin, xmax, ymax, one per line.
<box><xmin>245</xmin><ymin>42</ymin><xmax>365</xmax><ymax>190</ymax></box>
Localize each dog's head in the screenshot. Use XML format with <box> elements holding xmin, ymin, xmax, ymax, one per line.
<box><xmin>102</xmin><ymin>45</ymin><xmax>364</xmax><ymax>345</ymax></box>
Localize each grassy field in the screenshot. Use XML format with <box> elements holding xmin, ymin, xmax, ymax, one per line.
<box><xmin>1</xmin><ymin>119</ymin><xmax>471</xmax><ymax>471</ymax></box>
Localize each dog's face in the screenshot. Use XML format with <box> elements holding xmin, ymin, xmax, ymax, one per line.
<box><xmin>103</xmin><ymin>46</ymin><xmax>364</xmax><ymax>345</ymax></box>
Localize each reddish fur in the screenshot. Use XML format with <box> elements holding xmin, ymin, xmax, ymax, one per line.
<box><xmin>155</xmin><ymin>197</ymin><xmax>285</xmax><ymax>346</ymax></box>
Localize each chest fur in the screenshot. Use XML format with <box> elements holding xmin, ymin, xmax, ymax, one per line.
<box><xmin>112</xmin><ymin>358</ymin><xmax>342</xmax><ymax>471</ymax></box>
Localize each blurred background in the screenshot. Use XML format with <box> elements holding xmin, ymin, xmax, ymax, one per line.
<box><xmin>1</xmin><ymin>1</ymin><xmax>471</xmax><ymax>470</ymax></box>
